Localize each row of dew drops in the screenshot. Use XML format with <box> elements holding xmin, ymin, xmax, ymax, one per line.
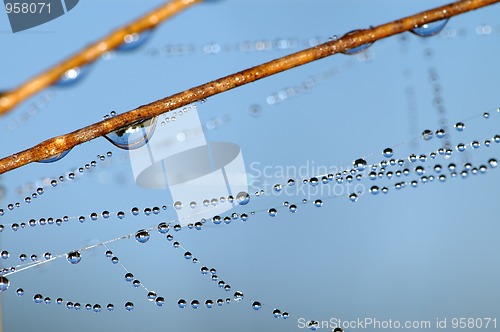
<box><xmin>39</xmin><ymin>18</ymin><xmax>451</xmax><ymax>95</ymax></box>
<box><xmin>0</xmin><ymin>102</ymin><xmax>499</xmax><ymax>328</ymax></box>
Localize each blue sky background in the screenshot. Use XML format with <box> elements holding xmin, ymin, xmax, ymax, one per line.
<box><xmin>1</xmin><ymin>1</ymin><xmax>500</xmax><ymax>331</ymax></box>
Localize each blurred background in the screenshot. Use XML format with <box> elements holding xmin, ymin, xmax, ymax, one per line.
<box><xmin>0</xmin><ymin>0</ymin><xmax>500</xmax><ymax>331</ymax></box>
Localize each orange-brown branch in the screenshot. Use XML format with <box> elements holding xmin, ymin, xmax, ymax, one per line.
<box><xmin>0</xmin><ymin>0</ymin><xmax>202</xmax><ymax>115</ymax></box>
<box><xmin>0</xmin><ymin>0</ymin><xmax>498</xmax><ymax>175</ymax></box>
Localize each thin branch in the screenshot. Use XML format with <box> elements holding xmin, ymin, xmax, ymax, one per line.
<box><xmin>0</xmin><ymin>0</ymin><xmax>202</xmax><ymax>115</ymax></box>
<box><xmin>0</xmin><ymin>0</ymin><xmax>498</xmax><ymax>175</ymax></box>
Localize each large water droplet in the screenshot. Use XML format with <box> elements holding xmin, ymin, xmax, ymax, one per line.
<box><xmin>233</xmin><ymin>291</ymin><xmax>244</xmax><ymax>302</ymax></box>
<box><xmin>55</xmin><ymin>66</ymin><xmax>91</xmax><ymax>87</ymax></box>
<box><xmin>66</xmin><ymin>251</ymin><xmax>81</xmax><ymax>264</ymax></box>
<box><xmin>421</xmin><ymin>129</ymin><xmax>433</xmax><ymax>141</ymax></box>
<box><xmin>353</xmin><ymin>158</ymin><xmax>367</xmax><ymax>171</ymax></box>
<box><xmin>382</xmin><ymin>148</ymin><xmax>393</xmax><ymax>158</ymax></box>
<box><xmin>33</xmin><ymin>294</ymin><xmax>43</xmax><ymax>304</ymax></box>
<box><xmin>252</xmin><ymin>301</ymin><xmax>261</xmax><ymax>310</ymax></box>
<box><xmin>178</xmin><ymin>299</ymin><xmax>187</xmax><ymax>308</ymax></box>
<box><xmin>0</xmin><ymin>276</ymin><xmax>10</xmax><ymax>291</ymax></box>
<box><xmin>104</xmin><ymin>117</ymin><xmax>158</xmax><ymax>150</ymax></box>
<box><xmin>38</xmin><ymin>149</ymin><xmax>71</xmax><ymax>163</ymax></box>
<box><xmin>454</xmin><ymin>122</ymin><xmax>465</xmax><ymax>131</ymax></box>
<box><xmin>236</xmin><ymin>191</ymin><xmax>250</xmax><ymax>205</ymax></box>
<box><xmin>340</xmin><ymin>30</ymin><xmax>373</xmax><ymax>55</ymax></box>
<box><xmin>410</xmin><ymin>18</ymin><xmax>449</xmax><ymax>37</ymax></box>
<box><xmin>117</xmin><ymin>30</ymin><xmax>153</xmax><ymax>52</ymax></box>
<box><xmin>124</xmin><ymin>302</ymin><xmax>134</xmax><ymax>311</ymax></box>
<box><xmin>273</xmin><ymin>309</ymin><xmax>282</xmax><ymax>318</ymax></box>
<box><xmin>134</xmin><ymin>229</ymin><xmax>150</xmax><ymax>244</ymax></box>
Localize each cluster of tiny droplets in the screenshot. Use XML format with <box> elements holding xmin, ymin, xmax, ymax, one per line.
<box><xmin>6</xmin><ymin>90</ymin><xmax>56</xmax><ymax>131</ymax></box>
<box><xmin>1</xmin><ymin>105</ymin><xmax>499</xmax><ymax>235</ymax></box>
<box><xmin>0</xmin><ymin>106</ymin><xmax>498</xmax><ymax>326</ymax></box>
<box><xmin>142</xmin><ymin>22</ymin><xmax>499</xmax><ymax>58</ymax></box>
<box><xmin>427</xmin><ymin>63</ymin><xmax>453</xmax><ymax>150</ymax></box>
<box><xmin>0</xmin><ymin>151</ymin><xmax>113</xmax><ymax>220</ymax></box>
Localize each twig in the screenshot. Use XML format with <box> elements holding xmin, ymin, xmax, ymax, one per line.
<box><xmin>0</xmin><ymin>0</ymin><xmax>498</xmax><ymax>175</ymax></box>
<box><xmin>0</xmin><ymin>0</ymin><xmax>202</xmax><ymax>115</ymax></box>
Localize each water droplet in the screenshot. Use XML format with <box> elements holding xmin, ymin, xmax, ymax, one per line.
<box><xmin>131</xmin><ymin>207</ymin><xmax>139</xmax><ymax>216</ymax></box>
<box><xmin>157</xmin><ymin>222</ymin><xmax>169</xmax><ymax>234</ymax></box>
<box><xmin>248</xmin><ymin>104</ymin><xmax>262</xmax><ymax>117</ymax></box>
<box><xmin>436</xmin><ymin>129</ymin><xmax>446</xmax><ymax>138</ymax></box>
<box><xmin>273</xmin><ymin>309</ymin><xmax>282</xmax><ymax>318</ymax></box>
<box><xmin>16</xmin><ymin>288</ymin><xmax>24</xmax><ymax>296</ymax></box>
<box><xmin>191</xmin><ymin>300</ymin><xmax>200</xmax><ymax>309</ymax></box>
<box><xmin>252</xmin><ymin>301</ymin><xmax>261</xmax><ymax>310</ymax></box>
<box><xmin>236</xmin><ymin>191</ymin><xmax>250</xmax><ymax>205</ymax></box>
<box><xmin>104</xmin><ymin>117</ymin><xmax>158</xmax><ymax>150</ymax></box>
<box><xmin>421</xmin><ymin>129</ymin><xmax>433</xmax><ymax>140</ymax></box>
<box><xmin>117</xmin><ymin>30</ymin><xmax>153</xmax><ymax>52</ymax></box>
<box><xmin>0</xmin><ymin>276</ymin><xmax>10</xmax><ymax>291</ymax></box>
<box><xmin>178</xmin><ymin>299</ymin><xmax>187</xmax><ymax>308</ymax></box>
<box><xmin>488</xmin><ymin>158</ymin><xmax>498</xmax><ymax>168</ymax></box>
<box><xmin>33</xmin><ymin>294</ymin><xmax>43</xmax><ymax>304</ymax></box>
<box><xmin>205</xmin><ymin>299</ymin><xmax>214</xmax><ymax>308</ymax></box>
<box><xmin>454</xmin><ymin>122</ymin><xmax>465</xmax><ymax>131</ymax></box>
<box><xmin>314</xmin><ymin>199</ymin><xmax>323</xmax><ymax>207</ymax></box>
<box><xmin>234</xmin><ymin>291</ymin><xmax>244</xmax><ymax>302</ymax></box>
<box><xmin>124</xmin><ymin>302</ymin><xmax>134</xmax><ymax>311</ymax></box>
<box><xmin>383</xmin><ymin>148</ymin><xmax>393</xmax><ymax>158</ymax></box>
<box><xmin>66</xmin><ymin>251</ymin><xmax>81</xmax><ymax>264</ymax></box>
<box><xmin>340</xmin><ymin>30</ymin><xmax>373</xmax><ymax>55</ymax></box>
<box><xmin>308</xmin><ymin>320</ymin><xmax>320</xmax><ymax>330</ymax></box>
<box><xmin>353</xmin><ymin>158</ymin><xmax>367</xmax><ymax>171</ymax></box>
<box><xmin>308</xmin><ymin>177</ymin><xmax>318</xmax><ymax>186</ymax></box>
<box><xmin>483</xmin><ymin>112</ymin><xmax>490</xmax><ymax>119</ymax></box>
<box><xmin>456</xmin><ymin>143</ymin><xmax>466</xmax><ymax>152</ymax></box>
<box><xmin>155</xmin><ymin>297</ymin><xmax>165</xmax><ymax>306</ymax></box>
<box><xmin>369</xmin><ymin>186</ymin><xmax>379</xmax><ymax>195</ymax></box>
<box><xmin>173</xmin><ymin>201</ymin><xmax>183</xmax><ymax>210</ymax></box>
<box><xmin>38</xmin><ymin>149</ymin><xmax>71</xmax><ymax>163</ymax></box>
<box><xmin>268</xmin><ymin>208</ymin><xmax>278</xmax><ymax>217</ymax></box>
<box><xmin>348</xmin><ymin>193</ymin><xmax>358</xmax><ymax>202</ymax></box>
<box><xmin>124</xmin><ymin>272</ymin><xmax>134</xmax><ymax>282</ymax></box>
<box><xmin>55</xmin><ymin>66</ymin><xmax>91</xmax><ymax>86</ymax></box>
<box><xmin>410</xmin><ymin>18</ymin><xmax>449</xmax><ymax>37</ymax></box>
<box><xmin>134</xmin><ymin>229</ymin><xmax>150</xmax><ymax>243</ymax></box>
